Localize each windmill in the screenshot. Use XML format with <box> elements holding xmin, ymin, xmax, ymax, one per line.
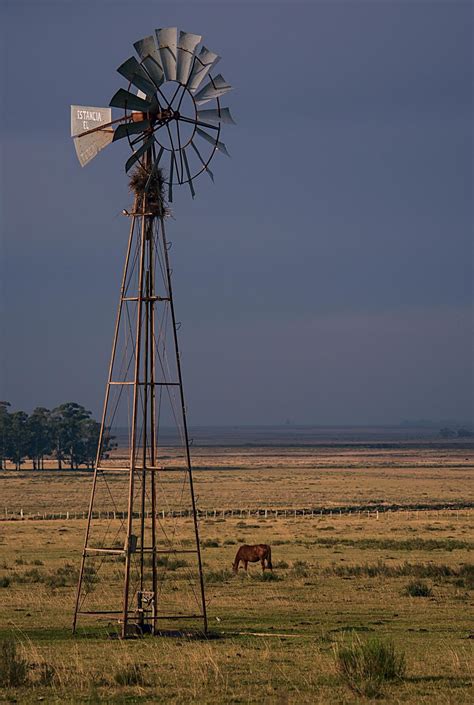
<box><xmin>70</xmin><ymin>27</ymin><xmax>234</xmax><ymax>638</ymax></box>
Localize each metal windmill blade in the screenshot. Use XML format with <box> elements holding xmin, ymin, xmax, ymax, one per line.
<box><xmin>194</xmin><ymin>74</ymin><xmax>233</xmax><ymax>104</ymax></box>
<box><xmin>156</xmin><ymin>27</ymin><xmax>177</xmax><ymax>81</ymax></box>
<box><xmin>113</xmin><ymin>120</ymin><xmax>151</xmax><ymax>142</ymax></box>
<box><xmin>188</xmin><ymin>46</ymin><xmax>220</xmax><ymax>92</ymax></box>
<box><xmin>117</xmin><ymin>57</ymin><xmax>157</xmax><ymax>98</ymax></box>
<box><xmin>190</xmin><ymin>140</ymin><xmax>214</xmax><ymax>182</ymax></box>
<box><xmin>133</xmin><ymin>35</ymin><xmax>165</xmax><ymax>89</ymax></box>
<box><xmin>176</xmin><ymin>31</ymin><xmax>202</xmax><ymax>85</ymax></box>
<box><xmin>195</xmin><ymin>127</ymin><xmax>230</xmax><ymax>157</ymax></box>
<box><xmin>196</xmin><ymin>107</ymin><xmax>236</xmax><ymax>125</ymax></box>
<box><xmin>109</xmin><ymin>88</ymin><xmax>153</xmax><ymax>112</ymax></box>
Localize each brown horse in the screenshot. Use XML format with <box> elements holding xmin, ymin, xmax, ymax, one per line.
<box><xmin>232</xmin><ymin>544</ymin><xmax>272</xmax><ymax>573</ymax></box>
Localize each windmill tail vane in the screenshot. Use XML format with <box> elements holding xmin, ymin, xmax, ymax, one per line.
<box><xmin>70</xmin><ymin>27</ymin><xmax>234</xmax><ymax>638</ymax></box>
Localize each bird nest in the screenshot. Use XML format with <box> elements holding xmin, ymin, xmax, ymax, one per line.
<box><xmin>129</xmin><ymin>164</ymin><xmax>167</xmax><ymax>216</ymax></box>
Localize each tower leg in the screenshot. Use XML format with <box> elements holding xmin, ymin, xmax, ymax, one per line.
<box><xmin>160</xmin><ymin>215</ymin><xmax>208</xmax><ymax>633</ymax></box>
<box><xmin>122</xmin><ymin>200</ymin><xmax>148</xmax><ymax>639</ymax></box>
<box><xmin>72</xmin><ymin>202</ymin><xmax>138</xmax><ymax>634</ymax></box>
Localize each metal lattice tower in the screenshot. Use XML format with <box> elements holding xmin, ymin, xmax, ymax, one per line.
<box><xmin>70</xmin><ymin>27</ymin><xmax>234</xmax><ymax>638</ymax></box>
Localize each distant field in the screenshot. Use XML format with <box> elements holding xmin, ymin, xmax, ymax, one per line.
<box><xmin>0</xmin><ymin>446</ymin><xmax>472</xmax><ymax>703</ymax></box>
<box><xmin>1</xmin><ymin>445</ymin><xmax>473</xmax><ymax>515</ymax></box>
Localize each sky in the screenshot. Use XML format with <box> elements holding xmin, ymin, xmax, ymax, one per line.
<box><xmin>0</xmin><ymin>0</ymin><xmax>472</xmax><ymax>426</ymax></box>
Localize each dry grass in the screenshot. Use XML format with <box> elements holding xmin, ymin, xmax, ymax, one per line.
<box><xmin>1</xmin><ymin>445</ymin><xmax>473</xmax><ymax>514</ymax></box>
<box><xmin>0</xmin><ymin>447</ymin><xmax>472</xmax><ymax>703</ymax></box>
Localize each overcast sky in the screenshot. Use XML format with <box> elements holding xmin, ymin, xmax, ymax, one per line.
<box><xmin>0</xmin><ymin>0</ymin><xmax>472</xmax><ymax>426</ymax></box>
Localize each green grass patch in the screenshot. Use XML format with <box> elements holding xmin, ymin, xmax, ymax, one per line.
<box><xmin>0</xmin><ymin>639</ymin><xmax>29</xmax><ymax>687</ymax></box>
<box><xmin>404</xmin><ymin>580</ymin><xmax>433</xmax><ymax>597</ymax></box>
<box><xmin>334</xmin><ymin>634</ymin><xmax>406</xmax><ymax>698</ymax></box>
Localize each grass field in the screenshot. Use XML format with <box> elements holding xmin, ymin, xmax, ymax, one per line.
<box><xmin>0</xmin><ymin>446</ymin><xmax>473</xmax><ymax>703</ymax></box>
<box><xmin>1</xmin><ymin>444</ymin><xmax>473</xmax><ymax>514</ymax></box>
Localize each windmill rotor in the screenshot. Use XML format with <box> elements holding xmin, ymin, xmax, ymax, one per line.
<box><xmin>71</xmin><ymin>26</ymin><xmax>235</xmax><ymax>201</ymax></box>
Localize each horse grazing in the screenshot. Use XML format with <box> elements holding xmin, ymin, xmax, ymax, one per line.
<box><xmin>232</xmin><ymin>544</ymin><xmax>272</xmax><ymax>573</ymax></box>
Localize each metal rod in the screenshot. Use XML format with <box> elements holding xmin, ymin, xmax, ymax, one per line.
<box><xmin>144</xmin><ymin>549</ymin><xmax>198</xmax><ymax>554</ymax></box>
<box><xmin>108</xmin><ymin>381</ymin><xmax>179</xmax><ymax>386</ymax></box>
<box><xmin>149</xmin><ymin>213</ymin><xmax>158</xmax><ymax>634</ymax></box>
<box><xmin>159</xmin><ymin>215</ymin><xmax>208</xmax><ymax>633</ymax></box>
<box><xmin>75</xmin><ymin>115</ymin><xmax>128</xmax><ymax>139</ymax></box>
<box><xmin>148</xmin><ymin>614</ymin><xmax>205</xmax><ymax>621</ymax></box>
<box><xmin>77</xmin><ymin>610</ymin><xmax>123</xmax><ymax>615</ymax></box>
<box><xmin>140</xmin><ymin>263</ymin><xmax>150</xmax><ymax>598</ymax></box>
<box><xmin>122</xmin><ymin>188</ymin><xmax>148</xmax><ymax>639</ymax></box>
<box><xmin>122</xmin><ymin>296</ymin><xmax>169</xmax><ymax>302</ymax></box>
<box><xmin>73</xmin><ymin>197</ymin><xmax>138</xmax><ymax>635</ymax></box>
<box><xmin>95</xmin><ymin>466</ymin><xmax>166</xmax><ymax>472</ymax></box>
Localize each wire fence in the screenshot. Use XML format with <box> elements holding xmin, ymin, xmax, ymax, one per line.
<box><xmin>1</xmin><ymin>504</ymin><xmax>472</xmax><ymax>522</ymax></box>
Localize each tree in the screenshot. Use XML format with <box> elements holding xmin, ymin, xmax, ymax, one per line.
<box><xmin>50</xmin><ymin>403</ymin><xmax>92</xmax><ymax>470</ymax></box>
<box><xmin>0</xmin><ymin>402</ymin><xmax>11</xmax><ymax>470</ymax></box>
<box><xmin>26</xmin><ymin>408</ymin><xmax>53</xmax><ymax>470</ymax></box>
<box><xmin>7</xmin><ymin>411</ymin><xmax>29</xmax><ymax>470</ymax></box>
<box><xmin>72</xmin><ymin>419</ymin><xmax>117</xmax><ymax>470</ymax></box>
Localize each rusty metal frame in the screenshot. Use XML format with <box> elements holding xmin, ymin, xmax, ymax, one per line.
<box><xmin>72</xmin><ymin>150</ymin><xmax>207</xmax><ymax>637</ymax></box>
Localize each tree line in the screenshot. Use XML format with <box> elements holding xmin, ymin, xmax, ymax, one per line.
<box><xmin>0</xmin><ymin>402</ymin><xmax>116</xmax><ymax>471</ymax></box>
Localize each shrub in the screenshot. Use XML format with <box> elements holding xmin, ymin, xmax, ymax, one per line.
<box><xmin>334</xmin><ymin>634</ymin><xmax>405</xmax><ymax>698</ymax></box>
<box><xmin>83</xmin><ymin>565</ymin><xmax>99</xmax><ymax>591</ymax></box>
<box><xmin>16</xmin><ymin>568</ymin><xmax>44</xmax><ymax>584</ymax></box>
<box><xmin>457</xmin><ymin>564</ymin><xmax>474</xmax><ymax>590</ymax></box>
<box><xmin>223</xmin><ymin>539</ymin><xmax>236</xmax><ymax>545</ymax></box>
<box><xmin>205</xmin><ymin>569</ymin><xmax>233</xmax><ymax>584</ymax></box>
<box><xmin>275</xmin><ymin>560</ymin><xmax>289</xmax><ymax>569</ymax></box>
<box><xmin>113</xmin><ymin>662</ymin><xmax>146</xmax><ymax>686</ymax></box>
<box><xmin>0</xmin><ymin>576</ymin><xmax>10</xmax><ymax>588</ymax></box>
<box><xmin>0</xmin><ymin>640</ymin><xmax>29</xmax><ymax>687</ymax></box>
<box><xmin>258</xmin><ymin>571</ymin><xmax>281</xmax><ymax>582</ymax></box>
<box><xmin>202</xmin><ymin>539</ymin><xmax>220</xmax><ymax>548</ymax></box>
<box><xmin>404</xmin><ymin>580</ymin><xmax>433</xmax><ymax>597</ymax></box>
<box><xmin>170</xmin><ymin>559</ymin><xmax>188</xmax><ymax>570</ymax></box>
<box><xmin>46</xmin><ymin>563</ymin><xmax>81</xmax><ymax>589</ymax></box>
<box><xmin>292</xmin><ymin>560</ymin><xmax>310</xmax><ymax>578</ymax></box>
